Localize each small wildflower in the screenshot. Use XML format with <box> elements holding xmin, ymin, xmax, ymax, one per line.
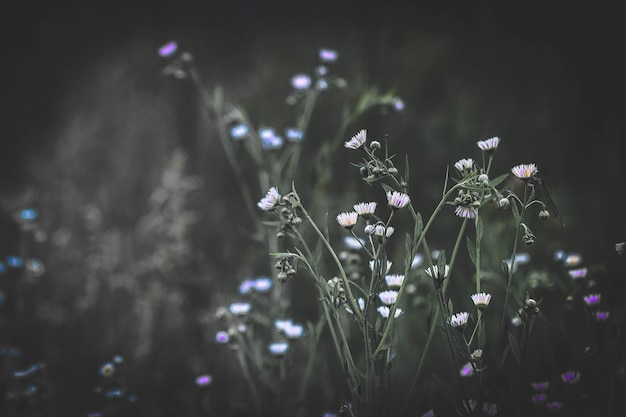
<box><xmin>531</xmin><ymin>381</ymin><xmax>550</xmax><ymax>391</ymax></box>
<box><xmin>258</xmin><ymin>187</ymin><xmax>281</xmax><ymax>211</ymax></box>
<box><xmin>228</xmin><ymin>302</ymin><xmax>252</xmax><ymax>316</ymax></box>
<box><xmin>511</xmin><ymin>163</ymin><xmax>538</xmax><ymax>180</ymax></box>
<box><xmin>369</xmin><ymin>260</ymin><xmax>392</xmax><ymax>274</ymax></box>
<box><xmin>229</xmin><ymin>123</ymin><xmax>250</xmax><ymax>140</ymax></box>
<box><xmin>377</xmin><ymin>306</ymin><xmax>403</xmax><ymax>318</ymax></box>
<box><xmin>546</xmin><ymin>401</ymin><xmax>562</xmax><ymax>411</ymax></box>
<box><xmin>158</xmin><ymin>41</ymin><xmax>178</xmax><ymax>57</ymax></box>
<box><xmin>378</xmin><ymin>290</ymin><xmax>399</xmax><ymax>305</ymax></box>
<box><xmin>531</xmin><ymin>393</ymin><xmax>547</xmax><ymax>405</ymax></box>
<box><xmin>386</xmin><ymin>190</ymin><xmax>410</xmax><ymax>209</ymax></box>
<box><xmin>291</xmin><ymin>74</ymin><xmax>312</xmax><ymax>90</ymax></box>
<box><xmin>424</xmin><ymin>264</ymin><xmax>450</xmax><ymax>279</ymax></box>
<box><xmin>98</xmin><ymin>362</ymin><xmax>115</xmax><ymax>377</ymax></box>
<box><xmin>385</xmin><ymin>274</ymin><xmax>405</xmax><ymax>288</ymax></box>
<box><xmin>195</xmin><ymin>375</ymin><xmax>212</xmax><ymax>386</ymax></box>
<box><xmin>450</xmin><ymin>312</ymin><xmax>469</xmax><ymax>331</ymax></box>
<box><xmin>454</xmin><ymin>205</ymin><xmax>477</xmax><ymax>219</ymax></box>
<box><xmin>583</xmin><ymin>293</ymin><xmax>601</xmax><ymax>306</ymax></box>
<box><xmin>319</xmin><ymin>48</ymin><xmax>338</xmax><ymax>63</ymax></box>
<box><xmin>282</xmin><ymin>323</ymin><xmax>305</xmax><ymax>339</ymax></box>
<box><xmin>343</xmin><ymin>236</ymin><xmax>365</xmax><ymax>250</ymax></box>
<box><xmin>471</xmin><ymin>349</ymin><xmax>483</xmax><ymax>361</ymax></box>
<box><xmin>560</xmin><ymin>370</ymin><xmax>581</xmax><ymax>384</ymax></box>
<box><xmin>593</xmin><ymin>311</ymin><xmax>610</xmax><ymax>322</ymax></box>
<box><xmin>471</xmin><ymin>292</ymin><xmax>492</xmax><ymax>310</ymax></box>
<box><xmin>354</xmin><ymin>202</ymin><xmax>377</xmax><ymax>218</ymax></box>
<box><xmin>268</xmin><ymin>341</ymin><xmax>290</xmax><ymax>356</ymax></box>
<box><xmin>568</xmin><ymin>267</ymin><xmax>587</xmax><ymax>280</ymax></box>
<box><xmin>336</xmin><ymin>212</ymin><xmax>358</xmax><ymax>229</ymax></box>
<box><xmin>344</xmin><ymin>129</ymin><xmax>367</xmax><ymax>149</ymax></box>
<box><xmin>284</xmin><ymin>127</ymin><xmax>304</xmax><ymax>142</ymax></box>
<box><xmin>215</xmin><ymin>331</ymin><xmax>230</xmax><ymax>344</ymax></box>
<box><xmin>460</xmin><ymin>362</ymin><xmax>474</xmax><ymax>377</ymax></box>
<box><xmin>454</xmin><ymin>158</ymin><xmax>474</xmax><ymax>173</ymax></box>
<box><xmin>563</xmin><ymin>252</ymin><xmax>583</xmax><ymax>266</ymax></box>
<box><xmin>476</xmin><ymin>136</ymin><xmax>500</xmax><ymax>153</ymax></box>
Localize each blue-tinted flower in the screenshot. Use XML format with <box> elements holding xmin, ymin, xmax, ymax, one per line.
<box><xmin>238</xmin><ymin>279</ymin><xmax>254</xmax><ymax>295</ymax></box>
<box><xmin>344</xmin><ymin>129</ymin><xmax>367</xmax><ymax>149</ymax></box>
<box><xmin>284</xmin><ymin>127</ymin><xmax>304</xmax><ymax>142</ymax></box>
<box><xmin>6</xmin><ymin>256</ymin><xmax>23</xmax><ymax>268</ymax></box>
<box><xmin>283</xmin><ymin>323</ymin><xmax>305</xmax><ymax>339</ymax></box>
<box><xmin>274</xmin><ymin>319</ymin><xmax>293</xmax><ymax>332</ymax></box>
<box><xmin>112</xmin><ymin>355</ymin><xmax>124</xmax><ymax>364</ymax></box>
<box><xmin>476</xmin><ymin>137</ymin><xmax>500</xmax><ymax>153</ymax></box>
<box><xmin>257</xmin><ymin>187</ymin><xmax>281</xmax><ymax>211</ymax></box>
<box><xmin>454</xmin><ymin>206</ymin><xmax>477</xmax><ymax>219</ymax></box>
<box><xmin>268</xmin><ymin>341</ymin><xmax>290</xmax><ymax>356</ymax></box>
<box><xmin>259</xmin><ymin>128</ymin><xmax>284</xmax><ymax>149</ymax></box>
<box><xmin>319</xmin><ymin>48</ymin><xmax>338</xmax><ymax>63</ymax></box>
<box><xmin>531</xmin><ymin>381</ymin><xmax>549</xmax><ymax>391</ymax></box>
<box><xmin>228</xmin><ymin>302</ymin><xmax>251</xmax><ymax>316</ymax></box>
<box><xmin>195</xmin><ymin>374</ymin><xmax>212</xmax><ymax>386</ymax></box>
<box><xmin>215</xmin><ymin>331</ymin><xmax>230</xmax><ymax>344</ymax></box>
<box><xmin>568</xmin><ymin>267</ymin><xmax>587</xmax><ymax>280</ymax></box>
<box><xmin>315</xmin><ymin>65</ymin><xmax>328</xmax><ymax>76</ymax></box>
<box><xmin>583</xmin><ymin>293</ymin><xmax>601</xmax><ymax>306</ymax></box>
<box><xmin>378</xmin><ymin>290</ymin><xmax>398</xmax><ymax>305</ymax></box>
<box><xmin>560</xmin><ymin>370</ymin><xmax>580</xmax><ymax>384</ymax></box>
<box><xmin>343</xmin><ymin>236</ymin><xmax>365</xmax><ymax>250</ymax></box>
<box><xmin>511</xmin><ymin>163</ymin><xmax>538</xmax><ymax>180</ymax></box>
<box><xmin>316</xmin><ymin>79</ymin><xmax>329</xmax><ymax>90</ymax></box>
<box><xmin>18</xmin><ymin>208</ymin><xmax>38</xmax><ymax>221</ymax></box>
<box><xmin>531</xmin><ymin>393</ymin><xmax>547</xmax><ymax>404</ymax></box>
<box><xmin>229</xmin><ymin>123</ymin><xmax>250</xmax><ymax>140</ymax></box>
<box><xmin>25</xmin><ymin>259</ymin><xmax>45</xmax><ymax>277</ymax></box>
<box><xmin>594</xmin><ymin>311</ymin><xmax>610</xmax><ymax>322</ymax></box>
<box><xmin>546</xmin><ymin>401</ymin><xmax>562</xmax><ymax>411</ymax></box>
<box><xmin>291</xmin><ymin>74</ymin><xmax>312</xmax><ymax>90</ymax></box>
<box><xmin>553</xmin><ymin>249</ymin><xmax>567</xmax><ymax>262</ymax></box>
<box><xmin>158</xmin><ymin>41</ymin><xmax>178</xmax><ymax>57</ymax></box>
<box><xmin>393</xmin><ymin>98</ymin><xmax>404</xmax><ymax>111</ymax></box>
<box><xmin>253</xmin><ymin>276</ymin><xmax>272</xmax><ymax>293</ymax></box>
<box><xmin>386</xmin><ymin>191</ymin><xmax>410</xmax><ymax>209</ymax></box>
<box><xmin>460</xmin><ymin>361</ymin><xmax>474</xmax><ymax>377</ymax></box>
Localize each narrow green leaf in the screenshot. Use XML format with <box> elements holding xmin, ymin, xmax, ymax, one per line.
<box><xmin>404</xmin><ymin>155</ymin><xmax>410</xmax><ymax>189</ymax></box>
<box><xmin>412</xmin><ymin>212</ymin><xmax>423</xmax><ymax>247</ymax></box>
<box><xmin>466</xmin><ymin>237</ymin><xmax>476</xmax><ymax>267</ymax></box>
<box><xmin>478</xmin><ymin>325</ymin><xmax>486</xmax><ymax>349</ymax></box>
<box><xmin>437</xmin><ymin>250</ymin><xmax>447</xmax><ymax>276</ymax></box>
<box><xmin>511</xmin><ymin>198</ymin><xmax>521</xmax><ymax>224</ymax></box>
<box><xmin>447</xmin><ymin>299</ymin><xmax>454</xmax><ymax>316</ymax></box>
<box><xmin>380</xmin><ymin>183</ymin><xmax>395</xmax><ymax>195</ymax></box>
<box><xmin>489</xmin><ymin>173</ymin><xmax>510</xmax><ymax>188</ymax></box>
<box><xmin>507</xmin><ymin>331</ymin><xmax>521</xmax><ymax>366</ymax></box>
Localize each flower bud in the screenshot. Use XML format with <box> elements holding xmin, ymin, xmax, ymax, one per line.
<box><xmin>277</xmin><ymin>271</ymin><xmax>289</xmax><ymax>283</ymax></box>
<box><xmin>497</xmin><ymin>197</ymin><xmax>510</xmax><ymax>210</ymax></box>
<box><xmin>539</xmin><ymin>209</ymin><xmax>550</xmax><ymax>220</ymax></box>
<box><xmin>364</xmin><ymin>224</ymin><xmax>376</xmax><ymax>235</ymax></box>
<box><xmin>276</xmin><ymin>231</ymin><xmax>285</xmax><ymax>239</ymax></box>
<box><xmin>287</xmin><ymin>268</ymin><xmax>296</xmax><ymax>279</ymax></box>
<box><xmin>370</xmin><ymin>141</ymin><xmax>381</xmax><ymax>150</ymax></box>
<box><xmin>360</xmin><ymin>166</ymin><xmax>368</xmax><ymax>176</ymax></box>
<box><xmin>388</xmin><ymin>167</ymin><xmax>398</xmax><ymax>175</ymax></box>
<box><xmin>291</xmin><ymin>216</ymin><xmax>302</xmax><ymax>226</ymax></box>
<box><xmin>478</xmin><ymin>174</ymin><xmax>489</xmax><ymax>186</ymax></box>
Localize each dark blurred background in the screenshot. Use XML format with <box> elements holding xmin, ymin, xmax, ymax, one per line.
<box><xmin>0</xmin><ymin>1</ymin><xmax>624</xmax><ymax>416</ymax></box>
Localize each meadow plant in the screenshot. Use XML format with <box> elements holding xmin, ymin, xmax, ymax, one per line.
<box><xmin>159</xmin><ymin>43</ymin><xmax>626</xmax><ymax>417</ymax></box>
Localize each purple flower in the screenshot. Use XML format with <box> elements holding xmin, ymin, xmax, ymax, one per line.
<box><xmin>158</xmin><ymin>41</ymin><xmax>178</xmax><ymax>57</ymax></box>
<box><xmin>454</xmin><ymin>205</ymin><xmax>477</xmax><ymax>219</ymax></box>
<box><xmin>561</xmin><ymin>370</ymin><xmax>581</xmax><ymax>384</ymax></box>
<box><xmin>583</xmin><ymin>293</ymin><xmax>601</xmax><ymax>306</ymax></box>
<box><xmin>386</xmin><ymin>191</ymin><xmax>410</xmax><ymax>209</ymax></box>
<box><xmin>319</xmin><ymin>48</ymin><xmax>338</xmax><ymax>63</ymax></box>
<box><xmin>476</xmin><ymin>136</ymin><xmax>500</xmax><ymax>153</ymax></box>
<box><xmin>291</xmin><ymin>74</ymin><xmax>312</xmax><ymax>90</ymax></box>
<box><xmin>511</xmin><ymin>163</ymin><xmax>538</xmax><ymax>180</ymax></box>
<box><xmin>344</xmin><ymin>129</ymin><xmax>367</xmax><ymax>149</ymax></box>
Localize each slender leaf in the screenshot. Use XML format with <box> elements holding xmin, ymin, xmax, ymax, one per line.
<box><xmin>507</xmin><ymin>331</ymin><xmax>521</xmax><ymax>366</ymax></box>
<box><xmin>476</xmin><ymin>216</ymin><xmax>483</xmax><ymax>243</ymax></box>
<box><xmin>466</xmin><ymin>237</ymin><xmax>476</xmax><ymax>267</ymax></box>
<box><xmin>511</xmin><ymin>198</ymin><xmax>521</xmax><ymax>224</ymax></box>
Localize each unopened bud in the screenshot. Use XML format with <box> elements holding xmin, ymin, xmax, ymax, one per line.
<box><xmin>388</xmin><ymin>167</ymin><xmax>398</xmax><ymax>175</ymax></box>
<box><xmin>497</xmin><ymin>197</ymin><xmax>510</xmax><ymax>210</ymax></box>
<box><xmin>478</xmin><ymin>174</ymin><xmax>489</xmax><ymax>185</ymax></box>
<box><xmin>370</xmin><ymin>141</ymin><xmax>381</xmax><ymax>150</ymax></box>
<box><xmin>539</xmin><ymin>209</ymin><xmax>550</xmax><ymax>220</ymax></box>
<box><xmin>277</xmin><ymin>271</ymin><xmax>289</xmax><ymax>283</ymax></box>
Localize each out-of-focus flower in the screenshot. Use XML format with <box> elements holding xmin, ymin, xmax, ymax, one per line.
<box><xmin>531</xmin><ymin>381</ymin><xmax>549</xmax><ymax>391</ymax></box>
<box><xmin>195</xmin><ymin>375</ymin><xmax>212</xmax><ymax>386</ymax></box>
<box><xmin>158</xmin><ymin>41</ymin><xmax>178</xmax><ymax>57</ymax></box>
<box><xmin>291</xmin><ymin>74</ymin><xmax>312</xmax><ymax>90</ymax></box>
<box><xmin>215</xmin><ymin>331</ymin><xmax>229</xmax><ymax>344</ymax></box>
<box><xmin>319</xmin><ymin>48</ymin><xmax>338</xmax><ymax>63</ymax></box>
<box><xmin>583</xmin><ymin>293</ymin><xmax>601</xmax><ymax>306</ymax></box>
<box><xmin>284</xmin><ymin>127</ymin><xmax>304</xmax><ymax>142</ymax></box>
<box><xmin>560</xmin><ymin>371</ymin><xmax>581</xmax><ymax>384</ymax></box>
<box><xmin>594</xmin><ymin>311</ymin><xmax>610</xmax><ymax>322</ymax></box>
<box><xmin>268</xmin><ymin>341</ymin><xmax>290</xmax><ymax>356</ymax></box>
<box><xmin>228</xmin><ymin>302</ymin><xmax>251</xmax><ymax>316</ymax></box>
<box><xmin>568</xmin><ymin>267</ymin><xmax>588</xmax><ymax>280</ymax></box>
